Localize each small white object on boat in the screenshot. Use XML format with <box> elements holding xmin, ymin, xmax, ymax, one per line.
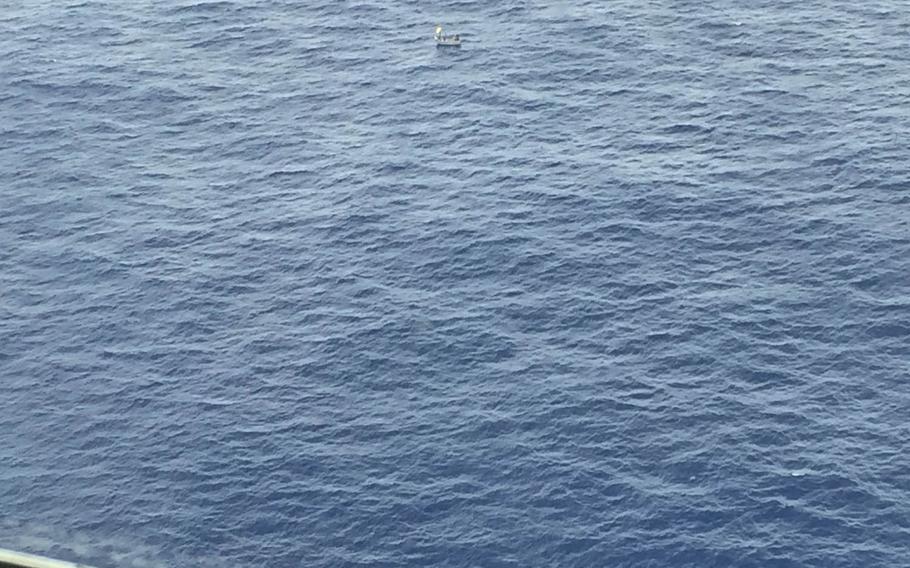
<box><xmin>435</xmin><ymin>24</ymin><xmax>462</xmax><ymax>47</ymax></box>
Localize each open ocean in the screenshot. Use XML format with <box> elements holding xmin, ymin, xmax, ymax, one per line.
<box><xmin>1</xmin><ymin>1</ymin><xmax>909</xmax><ymax>567</ymax></box>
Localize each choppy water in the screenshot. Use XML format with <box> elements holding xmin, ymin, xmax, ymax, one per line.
<box><xmin>2</xmin><ymin>1</ymin><xmax>909</xmax><ymax>567</ymax></box>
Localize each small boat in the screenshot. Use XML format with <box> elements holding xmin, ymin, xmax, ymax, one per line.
<box><xmin>435</xmin><ymin>25</ymin><xmax>462</xmax><ymax>47</ymax></box>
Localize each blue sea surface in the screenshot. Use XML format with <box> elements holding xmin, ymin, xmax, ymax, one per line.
<box><xmin>1</xmin><ymin>1</ymin><xmax>909</xmax><ymax>567</ymax></box>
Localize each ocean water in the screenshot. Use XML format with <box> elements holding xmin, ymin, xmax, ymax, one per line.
<box><xmin>1</xmin><ymin>1</ymin><xmax>909</xmax><ymax>566</ymax></box>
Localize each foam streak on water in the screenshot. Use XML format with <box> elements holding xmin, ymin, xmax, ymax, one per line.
<box><xmin>1</xmin><ymin>1</ymin><xmax>909</xmax><ymax>567</ymax></box>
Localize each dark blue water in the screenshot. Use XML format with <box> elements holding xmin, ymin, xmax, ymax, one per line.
<box><xmin>2</xmin><ymin>1</ymin><xmax>909</xmax><ymax>567</ymax></box>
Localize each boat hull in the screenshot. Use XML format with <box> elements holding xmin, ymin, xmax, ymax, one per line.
<box><xmin>0</xmin><ymin>547</ymin><xmax>95</xmax><ymax>568</ymax></box>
